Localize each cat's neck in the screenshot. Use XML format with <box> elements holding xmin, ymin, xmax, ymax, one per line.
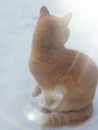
<box><xmin>32</xmin><ymin>35</ymin><xmax>65</xmax><ymax>53</ymax></box>
<box><xmin>32</xmin><ymin>43</ymin><xmax>65</xmax><ymax>59</ymax></box>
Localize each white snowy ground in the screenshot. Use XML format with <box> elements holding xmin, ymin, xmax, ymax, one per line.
<box><xmin>0</xmin><ymin>0</ymin><xmax>98</xmax><ymax>130</ymax></box>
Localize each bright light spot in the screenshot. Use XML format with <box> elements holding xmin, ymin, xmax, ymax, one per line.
<box><xmin>23</xmin><ymin>102</ymin><xmax>45</xmax><ymax>122</ymax></box>
<box><xmin>56</xmin><ymin>0</ymin><xmax>98</xmax><ymax>55</ymax></box>
<box><xmin>27</xmin><ymin>113</ymin><xmax>37</xmax><ymax>121</ymax></box>
<box><xmin>54</xmin><ymin>85</ymin><xmax>67</xmax><ymax>97</ymax></box>
<box><xmin>57</xmin><ymin>0</ymin><xmax>98</xmax><ymax>25</ymax></box>
<box><xmin>26</xmin><ymin>108</ymin><xmax>44</xmax><ymax>121</ymax></box>
<box><xmin>71</xmin><ymin>0</ymin><xmax>98</xmax><ymax>24</ymax></box>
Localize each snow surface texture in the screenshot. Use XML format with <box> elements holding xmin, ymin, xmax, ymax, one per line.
<box><xmin>0</xmin><ymin>0</ymin><xmax>98</xmax><ymax>130</ymax></box>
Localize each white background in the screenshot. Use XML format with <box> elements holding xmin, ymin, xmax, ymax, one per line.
<box><xmin>0</xmin><ymin>0</ymin><xmax>98</xmax><ymax>130</ymax></box>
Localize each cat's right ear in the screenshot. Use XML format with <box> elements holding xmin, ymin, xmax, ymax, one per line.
<box><xmin>63</xmin><ymin>12</ymin><xmax>72</xmax><ymax>26</ymax></box>
<box><xmin>40</xmin><ymin>6</ymin><xmax>50</xmax><ymax>17</ymax></box>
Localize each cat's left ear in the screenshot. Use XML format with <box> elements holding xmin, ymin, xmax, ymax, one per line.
<box><xmin>63</xmin><ymin>12</ymin><xmax>72</xmax><ymax>26</ymax></box>
<box><xmin>40</xmin><ymin>6</ymin><xmax>50</xmax><ymax>17</ymax></box>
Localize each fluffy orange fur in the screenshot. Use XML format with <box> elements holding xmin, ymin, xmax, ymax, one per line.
<box><xmin>29</xmin><ymin>6</ymin><xmax>98</xmax><ymax>129</ymax></box>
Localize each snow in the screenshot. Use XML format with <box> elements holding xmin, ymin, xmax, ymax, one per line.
<box><xmin>0</xmin><ymin>0</ymin><xmax>98</xmax><ymax>130</ymax></box>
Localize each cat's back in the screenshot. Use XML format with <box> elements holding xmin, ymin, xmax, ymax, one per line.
<box><xmin>60</xmin><ymin>49</ymin><xmax>98</xmax><ymax>86</ymax></box>
<box><xmin>29</xmin><ymin>47</ymin><xmax>97</xmax><ymax>88</ymax></box>
<box><xmin>62</xmin><ymin>49</ymin><xmax>97</xmax><ymax>76</ymax></box>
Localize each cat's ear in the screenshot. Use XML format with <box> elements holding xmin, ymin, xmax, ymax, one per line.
<box><xmin>40</xmin><ymin>6</ymin><xmax>50</xmax><ymax>17</ymax></box>
<box><xmin>63</xmin><ymin>12</ymin><xmax>72</xmax><ymax>26</ymax></box>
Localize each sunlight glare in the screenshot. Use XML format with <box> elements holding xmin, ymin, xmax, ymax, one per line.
<box><xmin>71</xmin><ymin>0</ymin><xmax>98</xmax><ymax>24</ymax></box>
<box><xmin>57</xmin><ymin>0</ymin><xmax>98</xmax><ymax>25</ymax></box>
<box><xmin>56</xmin><ymin>0</ymin><xmax>98</xmax><ymax>51</ymax></box>
<box><xmin>23</xmin><ymin>103</ymin><xmax>44</xmax><ymax>122</ymax></box>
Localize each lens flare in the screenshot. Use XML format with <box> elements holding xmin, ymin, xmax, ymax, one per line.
<box><xmin>23</xmin><ymin>102</ymin><xmax>45</xmax><ymax>123</ymax></box>
<box><xmin>54</xmin><ymin>85</ymin><xmax>68</xmax><ymax>97</ymax></box>
<box><xmin>56</xmin><ymin>0</ymin><xmax>98</xmax><ymax>24</ymax></box>
<box><xmin>25</xmin><ymin>109</ymin><xmax>43</xmax><ymax>121</ymax></box>
<box><xmin>26</xmin><ymin>112</ymin><xmax>38</xmax><ymax>121</ymax></box>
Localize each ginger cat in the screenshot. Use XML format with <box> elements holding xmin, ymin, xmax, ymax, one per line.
<box><xmin>29</xmin><ymin>6</ymin><xmax>98</xmax><ymax>129</ymax></box>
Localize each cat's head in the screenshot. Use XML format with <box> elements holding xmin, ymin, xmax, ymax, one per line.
<box><xmin>34</xmin><ymin>6</ymin><xmax>72</xmax><ymax>48</ymax></box>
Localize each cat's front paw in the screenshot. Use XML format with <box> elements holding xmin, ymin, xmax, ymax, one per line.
<box><xmin>40</xmin><ymin>107</ymin><xmax>52</xmax><ymax>114</ymax></box>
<box><xmin>32</xmin><ymin>86</ymin><xmax>41</xmax><ymax>97</ymax></box>
<box><xmin>32</xmin><ymin>91</ymin><xmax>39</xmax><ymax>97</ymax></box>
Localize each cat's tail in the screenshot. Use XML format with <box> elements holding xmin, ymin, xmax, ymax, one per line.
<box><xmin>41</xmin><ymin>104</ymin><xmax>93</xmax><ymax>129</ymax></box>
